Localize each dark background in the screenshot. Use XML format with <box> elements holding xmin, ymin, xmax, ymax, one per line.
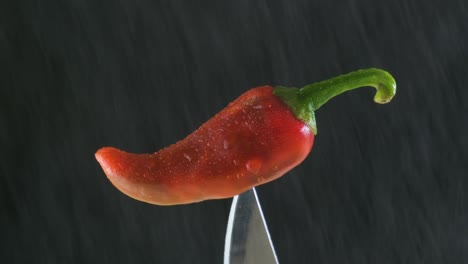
<box><xmin>1</xmin><ymin>0</ymin><xmax>467</xmax><ymax>263</ymax></box>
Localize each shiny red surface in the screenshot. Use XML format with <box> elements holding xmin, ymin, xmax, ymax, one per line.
<box><xmin>96</xmin><ymin>86</ymin><xmax>314</xmax><ymax>205</ymax></box>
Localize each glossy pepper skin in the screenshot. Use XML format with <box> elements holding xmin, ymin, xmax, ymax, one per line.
<box><xmin>96</xmin><ymin>68</ymin><xmax>396</xmax><ymax>206</ymax></box>
<box><xmin>96</xmin><ymin>87</ymin><xmax>313</xmax><ymax>205</ymax></box>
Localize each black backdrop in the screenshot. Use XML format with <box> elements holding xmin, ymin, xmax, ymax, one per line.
<box><xmin>1</xmin><ymin>0</ymin><xmax>468</xmax><ymax>263</ymax></box>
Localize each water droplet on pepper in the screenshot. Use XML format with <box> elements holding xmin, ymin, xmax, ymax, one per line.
<box><xmin>246</xmin><ymin>159</ymin><xmax>262</xmax><ymax>174</ymax></box>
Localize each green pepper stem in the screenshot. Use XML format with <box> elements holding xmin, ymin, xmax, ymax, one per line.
<box><xmin>273</xmin><ymin>68</ymin><xmax>396</xmax><ymax>134</ymax></box>
<box><xmin>299</xmin><ymin>68</ymin><xmax>396</xmax><ymax>109</ymax></box>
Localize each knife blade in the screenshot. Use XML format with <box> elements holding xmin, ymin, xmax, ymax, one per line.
<box><xmin>223</xmin><ymin>188</ymin><xmax>279</xmax><ymax>264</ymax></box>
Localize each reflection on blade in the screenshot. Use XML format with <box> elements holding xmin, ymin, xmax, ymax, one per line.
<box><xmin>223</xmin><ymin>188</ymin><xmax>279</xmax><ymax>264</ymax></box>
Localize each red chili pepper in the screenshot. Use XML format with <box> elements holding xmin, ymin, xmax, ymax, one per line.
<box><xmin>96</xmin><ymin>68</ymin><xmax>396</xmax><ymax>205</ymax></box>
